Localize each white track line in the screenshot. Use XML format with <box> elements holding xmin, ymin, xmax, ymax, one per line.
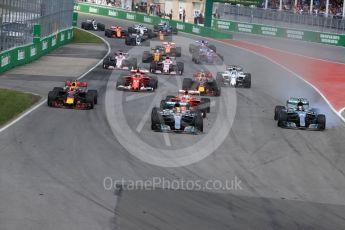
<box><xmin>0</xmin><ymin>28</ymin><xmax>111</xmax><ymax>133</ymax></box>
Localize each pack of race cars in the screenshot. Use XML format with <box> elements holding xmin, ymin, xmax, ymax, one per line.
<box><xmin>47</xmin><ymin>19</ymin><xmax>326</xmax><ymax>133</ymax></box>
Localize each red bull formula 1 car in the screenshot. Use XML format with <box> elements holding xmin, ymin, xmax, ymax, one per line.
<box><xmin>116</xmin><ymin>70</ymin><xmax>158</xmax><ymax>92</ymax></box>
<box><xmin>182</xmin><ymin>71</ymin><xmax>221</xmax><ymax>96</ymax></box>
<box><xmin>47</xmin><ymin>80</ymin><xmax>98</xmax><ymax>109</ymax></box>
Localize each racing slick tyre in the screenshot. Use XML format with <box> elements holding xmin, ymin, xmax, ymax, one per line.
<box><xmin>182</xmin><ymin>78</ymin><xmax>193</xmax><ymax>90</ymax></box>
<box><xmin>208</xmin><ymin>45</ymin><xmax>216</xmax><ymax>53</ymax></box>
<box><xmin>317</xmin><ymin>114</ymin><xmax>326</xmax><ymax>130</ymax></box>
<box><xmin>97</xmin><ymin>23</ymin><xmax>105</xmax><ymax>31</ymax></box>
<box><xmin>142</xmin><ymin>51</ymin><xmax>152</xmax><ymax>63</ymax></box>
<box><xmin>216</xmin><ymin>72</ymin><xmax>224</xmax><ymax>87</ymax></box>
<box><xmin>47</xmin><ymin>91</ymin><xmax>58</xmax><ymax>107</ymax></box>
<box><xmin>194</xmin><ymin>111</ymin><xmax>204</xmax><ymax>132</ymax></box>
<box><xmin>150</xmin><ymin>62</ymin><xmax>158</xmax><ymax>73</ymax></box>
<box><xmin>149</xmin><ymin>79</ymin><xmax>158</xmax><ymax>91</ymax></box>
<box><xmin>116</xmin><ymin>78</ymin><xmax>126</xmax><ymax>90</ymax></box>
<box><xmin>192</xmin><ymin>56</ymin><xmax>201</xmax><ymax>64</ymax></box>
<box><xmin>125</xmin><ymin>38</ymin><xmax>134</xmax><ymax>46</ymax></box>
<box><xmin>128</xmin><ymin>27</ymin><xmax>135</xmax><ymax>34</ymax></box>
<box><xmin>166</xmin><ymin>95</ymin><xmax>175</xmax><ymax>101</ymax></box>
<box><xmin>189</xmin><ymin>44</ymin><xmax>196</xmax><ymax>53</ymax></box>
<box><xmin>177</xmin><ymin>62</ymin><xmax>184</xmax><ymax>75</ymax></box>
<box><xmin>86</xmin><ymin>93</ymin><xmax>95</xmax><ymax>109</ymax></box>
<box><xmin>151</xmin><ymin>107</ymin><xmax>162</xmax><ymax>130</ymax></box>
<box><xmin>277</xmin><ymin>111</ymin><xmax>288</xmax><ymax>127</ymax></box>
<box><xmin>105</xmin><ymin>29</ymin><xmax>112</xmax><ymax>37</ymax></box>
<box><xmin>88</xmin><ymin>90</ymin><xmax>98</xmax><ymax>104</ymax></box>
<box><xmin>53</xmin><ymin>87</ymin><xmax>63</xmax><ymax>92</ymax></box>
<box><xmin>81</xmin><ymin>22</ymin><xmax>87</xmax><ymax>29</ymax></box>
<box><xmin>172</xmin><ymin>28</ymin><xmax>178</xmax><ymax>35</ymax></box>
<box><xmin>210</xmin><ymin>82</ymin><xmax>221</xmax><ymax>96</ymax></box>
<box><xmin>147</xmin><ymin>29</ymin><xmax>155</xmax><ymax>38</ymax></box>
<box><xmin>244</xmin><ymin>74</ymin><xmax>251</xmax><ymax>88</ymax></box>
<box><xmin>174</xmin><ymin>47</ymin><xmax>182</xmax><ymax>57</ymax></box>
<box><xmin>160</xmin><ymin>100</ymin><xmax>167</xmax><ymax>110</ymax></box>
<box><xmin>123</xmin><ymin>58</ymin><xmax>137</xmax><ymax>69</ymax></box>
<box><xmin>274</xmin><ymin>105</ymin><xmax>285</xmax><ymax>120</ymax></box>
<box><xmin>200</xmin><ymin>98</ymin><xmax>211</xmax><ymax>113</ymax></box>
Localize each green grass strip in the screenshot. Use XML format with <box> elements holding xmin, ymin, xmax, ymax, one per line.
<box><xmin>0</xmin><ymin>89</ymin><xmax>40</xmax><ymax>126</ymax></box>
<box><xmin>72</xmin><ymin>28</ymin><xmax>103</xmax><ymax>43</ymax></box>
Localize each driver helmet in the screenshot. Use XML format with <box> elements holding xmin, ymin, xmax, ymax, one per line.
<box><xmin>297</xmin><ymin>101</ymin><xmax>304</xmax><ymax>111</ymax></box>
<box><xmin>182</xmin><ymin>90</ymin><xmax>190</xmax><ymax>100</ymax></box>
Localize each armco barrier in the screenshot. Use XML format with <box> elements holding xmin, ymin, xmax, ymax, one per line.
<box><xmin>0</xmin><ymin>27</ymin><xmax>73</xmax><ymax>74</ymax></box>
<box><xmin>74</xmin><ymin>3</ymin><xmax>231</xmax><ymax>39</ymax></box>
<box><xmin>213</xmin><ymin>19</ymin><xmax>345</xmax><ymax>46</ymax></box>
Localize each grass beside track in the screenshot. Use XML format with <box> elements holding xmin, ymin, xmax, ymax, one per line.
<box><xmin>72</xmin><ymin>28</ymin><xmax>103</xmax><ymax>43</ymax></box>
<box><xmin>0</xmin><ymin>89</ymin><xmax>40</xmax><ymax>126</ymax></box>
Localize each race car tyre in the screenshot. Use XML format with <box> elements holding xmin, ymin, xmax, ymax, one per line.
<box><xmin>97</xmin><ymin>23</ymin><xmax>105</xmax><ymax>31</ymax></box>
<box><xmin>81</xmin><ymin>22</ymin><xmax>87</xmax><ymax>29</ymax></box>
<box><xmin>166</xmin><ymin>95</ymin><xmax>175</xmax><ymax>101</ymax></box>
<box><xmin>210</xmin><ymin>82</ymin><xmax>221</xmax><ymax>96</ymax></box>
<box><xmin>208</xmin><ymin>45</ymin><xmax>216</xmax><ymax>52</ymax></box>
<box><xmin>86</xmin><ymin>93</ymin><xmax>95</xmax><ymax>109</ymax></box>
<box><xmin>149</xmin><ymin>79</ymin><xmax>158</xmax><ymax>91</ymax></box>
<box><xmin>216</xmin><ymin>72</ymin><xmax>224</xmax><ymax>87</ymax></box>
<box><xmin>189</xmin><ymin>44</ymin><xmax>196</xmax><ymax>53</ymax></box>
<box><xmin>182</xmin><ymin>78</ymin><xmax>193</xmax><ymax>90</ymax></box>
<box><xmin>47</xmin><ymin>91</ymin><xmax>58</xmax><ymax>107</ymax></box>
<box><xmin>274</xmin><ymin>105</ymin><xmax>285</xmax><ymax>120</ymax></box>
<box><xmin>150</xmin><ymin>62</ymin><xmax>158</xmax><ymax>73</ymax></box>
<box><xmin>88</xmin><ymin>90</ymin><xmax>98</xmax><ymax>104</ymax></box>
<box><xmin>105</xmin><ymin>29</ymin><xmax>112</xmax><ymax>37</ymax></box>
<box><xmin>116</xmin><ymin>77</ymin><xmax>127</xmax><ymax>90</ymax></box>
<box><xmin>128</xmin><ymin>27</ymin><xmax>135</xmax><ymax>34</ymax></box>
<box><xmin>151</xmin><ymin>107</ymin><xmax>162</xmax><ymax>130</ymax></box>
<box><xmin>53</xmin><ymin>87</ymin><xmax>63</xmax><ymax>92</ymax></box>
<box><xmin>245</xmin><ymin>74</ymin><xmax>251</xmax><ymax>88</ymax></box>
<box><xmin>125</xmin><ymin>38</ymin><xmax>133</xmax><ymax>46</ymax></box>
<box><xmin>172</xmin><ymin>28</ymin><xmax>178</xmax><ymax>34</ymax></box>
<box><xmin>142</xmin><ymin>51</ymin><xmax>152</xmax><ymax>63</ymax></box>
<box><xmin>277</xmin><ymin>111</ymin><xmax>288</xmax><ymax>127</ymax></box>
<box><xmin>147</xmin><ymin>29</ymin><xmax>155</xmax><ymax>38</ymax></box>
<box><xmin>174</xmin><ymin>47</ymin><xmax>182</xmax><ymax>57</ymax></box>
<box><xmin>317</xmin><ymin>114</ymin><xmax>326</xmax><ymax>130</ymax></box>
<box><xmin>125</xmin><ymin>58</ymin><xmax>137</xmax><ymax>69</ymax></box>
<box><xmin>200</xmin><ymin>98</ymin><xmax>211</xmax><ymax>113</ymax></box>
<box><xmin>177</xmin><ymin>62</ymin><xmax>184</xmax><ymax>75</ymax></box>
<box><xmin>160</xmin><ymin>100</ymin><xmax>167</xmax><ymax>110</ymax></box>
<box><xmin>193</xmin><ymin>56</ymin><xmax>201</xmax><ymax>64</ymax></box>
<box><xmin>194</xmin><ymin>111</ymin><xmax>203</xmax><ymax>132</ymax></box>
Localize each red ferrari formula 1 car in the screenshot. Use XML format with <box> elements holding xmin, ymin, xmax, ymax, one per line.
<box><xmin>182</xmin><ymin>71</ymin><xmax>221</xmax><ymax>96</ymax></box>
<box><xmin>161</xmin><ymin>90</ymin><xmax>211</xmax><ymax>118</ymax></box>
<box><xmin>116</xmin><ymin>70</ymin><xmax>158</xmax><ymax>92</ymax></box>
<box><xmin>105</xmin><ymin>26</ymin><xmax>129</xmax><ymax>38</ymax></box>
<box><xmin>47</xmin><ymin>80</ymin><xmax>98</xmax><ymax>109</ymax></box>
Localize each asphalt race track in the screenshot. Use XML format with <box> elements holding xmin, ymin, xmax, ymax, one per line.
<box><xmin>0</xmin><ymin>13</ymin><xmax>345</xmax><ymax>229</ymax></box>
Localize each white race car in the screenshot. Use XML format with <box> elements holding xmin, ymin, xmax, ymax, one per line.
<box><xmin>216</xmin><ymin>65</ymin><xmax>251</xmax><ymax>88</ymax></box>
<box><xmin>102</xmin><ymin>51</ymin><xmax>137</xmax><ymax>70</ymax></box>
